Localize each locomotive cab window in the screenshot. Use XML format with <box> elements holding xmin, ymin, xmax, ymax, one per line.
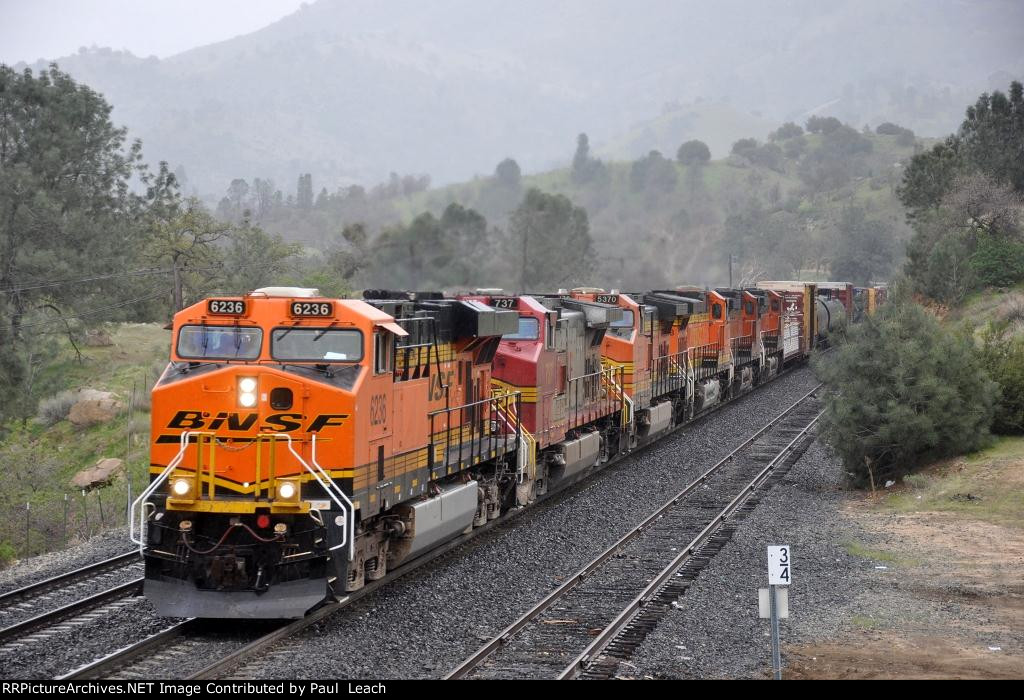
<box><xmin>272</xmin><ymin>328</ymin><xmax>363</xmax><ymax>362</ymax></box>
<box><xmin>374</xmin><ymin>332</ymin><xmax>392</xmax><ymax>374</ymax></box>
<box><xmin>503</xmin><ymin>316</ymin><xmax>539</xmax><ymax>341</ymax></box>
<box><xmin>712</xmin><ymin>304</ymin><xmax>723</xmax><ymax>320</ymax></box>
<box><xmin>609</xmin><ymin>310</ymin><xmax>635</xmax><ymax>339</ymax></box>
<box><xmin>177</xmin><ymin>325</ymin><xmax>262</xmax><ymax>360</ymax></box>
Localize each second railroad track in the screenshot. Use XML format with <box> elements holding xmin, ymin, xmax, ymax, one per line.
<box><xmin>444</xmin><ymin>384</ymin><xmax>823</xmax><ymax>680</ymax></box>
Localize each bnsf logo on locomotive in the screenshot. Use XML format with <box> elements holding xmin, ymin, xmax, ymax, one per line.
<box><xmin>163</xmin><ymin>410</ymin><xmax>349</xmax><ymax>433</ymax></box>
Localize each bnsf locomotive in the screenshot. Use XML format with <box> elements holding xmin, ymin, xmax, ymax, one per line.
<box><xmin>133</xmin><ymin>282</ymin><xmax>883</xmax><ymax>618</ymax></box>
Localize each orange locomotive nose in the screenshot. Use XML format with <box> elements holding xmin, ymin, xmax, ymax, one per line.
<box><xmin>141</xmin><ymin>288</ymin><xmax>364</xmax><ymax>618</ymax></box>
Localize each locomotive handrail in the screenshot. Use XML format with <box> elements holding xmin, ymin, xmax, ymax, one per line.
<box><xmin>130</xmin><ymin>430</ymin><xmax>203</xmax><ymax>552</ymax></box>
<box><xmin>130</xmin><ymin>431</ymin><xmax>355</xmax><ymax>561</ymax></box>
<box><xmin>306</xmin><ymin>434</ymin><xmax>355</xmax><ymax>561</ymax></box>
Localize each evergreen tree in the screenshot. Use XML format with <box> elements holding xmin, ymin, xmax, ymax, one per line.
<box><xmin>814</xmin><ymin>300</ymin><xmax>996</xmax><ymax>488</ymax></box>
<box><xmin>296</xmin><ymin>173</ymin><xmax>314</xmax><ymax>209</ymax></box>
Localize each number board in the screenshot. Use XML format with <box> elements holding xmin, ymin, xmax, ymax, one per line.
<box><xmin>767</xmin><ymin>545</ymin><xmax>792</xmax><ymax>585</ymax></box>
<box><xmin>207</xmin><ymin>299</ymin><xmax>246</xmax><ymax>316</ymax></box>
<box><xmin>595</xmin><ymin>294</ymin><xmax>619</xmax><ymax>304</ymax></box>
<box><xmin>290</xmin><ymin>300</ymin><xmax>334</xmax><ymax>318</ymax></box>
<box><xmin>491</xmin><ymin>297</ymin><xmax>517</xmax><ymax>309</ymax></box>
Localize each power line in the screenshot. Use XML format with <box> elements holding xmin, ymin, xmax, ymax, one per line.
<box><xmin>16</xmin><ymin>290</ymin><xmax>167</xmax><ymax>330</ymax></box>
<box><xmin>0</xmin><ymin>268</ymin><xmax>174</xmax><ymax>295</ymax></box>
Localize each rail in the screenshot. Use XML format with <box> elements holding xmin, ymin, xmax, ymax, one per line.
<box><xmin>443</xmin><ymin>383</ymin><xmax>823</xmax><ymax>680</ymax></box>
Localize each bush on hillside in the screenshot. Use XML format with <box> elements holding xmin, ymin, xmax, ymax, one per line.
<box><xmin>36</xmin><ymin>390</ymin><xmax>79</xmax><ymax>426</ymax></box>
<box><xmin>813</xmin><ymin>300</ymin><xmax>996</xmax><ymax>488</ymax></box>
<box><xmin>979</xmin><ymin>321</ymin><xmax>1024</xmax><ymax>434</ymax></box>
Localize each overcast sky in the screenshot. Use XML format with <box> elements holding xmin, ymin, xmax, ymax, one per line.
<box><xmin>0</xmin><ymin>0</ymin><xmax>307</xmax><ymax>64</ymax></box>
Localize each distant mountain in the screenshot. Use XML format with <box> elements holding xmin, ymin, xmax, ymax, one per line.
<box><xmin>18</xmin><ymin>0</ymin><xmax>1023</xmax><ymax>196</ymax></box>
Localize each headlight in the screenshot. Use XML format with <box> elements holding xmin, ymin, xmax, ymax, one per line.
<box><xmin>171</xmin><ymin>478</ymin><xmax>193</xmax><ymax>497</ymax></box>
<box><xmin>276</xmin><ymin>480</ymin><xmax>298</xmax><ymax>500</ymax></box>
<box><xmin>238</xmin><ymin>377</ymin><xmax>258</xmax><ymax>407</ymax></box>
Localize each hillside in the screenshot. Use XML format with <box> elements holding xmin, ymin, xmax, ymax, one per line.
<box><xmin>0</xmin><ymin>325</ymin><xmax>168</xmax><ymax>563</ymax></box>
<box><xmin>370</xmin><ymin>125</ymin><xmax>922</xmax><ymax>290</ymax></box>
<box><xmin>15</xmin><ymin>0</ymin><xmax>1023</xmax><ymax>196</ymax></box>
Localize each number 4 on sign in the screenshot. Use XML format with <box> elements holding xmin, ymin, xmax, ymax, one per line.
<box><xmin>767</xmin><ymin>545</ymin><xmax>792</xmax><ymax>585</ymax></box>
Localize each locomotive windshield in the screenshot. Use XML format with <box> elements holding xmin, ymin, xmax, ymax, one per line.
<box><xmin>271</xmin><ymin>327</ymin><xmax>363</xmax><ymax>362</ymax></box>
<box><xmin>608</xmin><ymin>310</ymin><xmax>635</xmax><ymax>339</ymax></box>
<box><xmin>502</xmin><ymin>316</ymin><xmax>539</xmax><ymax>341</ymax></box>
<box><xmin>177</xmin><ymin>325</ymin><xmax>262</xmax><ymax>360</ymax></box>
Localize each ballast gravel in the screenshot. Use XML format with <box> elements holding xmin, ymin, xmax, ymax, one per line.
<box><xmin>627</xmin><ymin>438</ymin><xmax>862</xmax><ymax>679</ymax></box>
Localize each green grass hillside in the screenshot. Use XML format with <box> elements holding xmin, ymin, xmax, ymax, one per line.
<box><xmin>0</xmin><ymin>324</ymin><xmax>169</xmax><ymax>563</ymax></box>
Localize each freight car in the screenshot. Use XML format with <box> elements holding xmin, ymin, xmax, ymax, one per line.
<box><xmin>133</xmin><ymin>282</ymin><xmax>844</xmax><ymax>619</ymax></box>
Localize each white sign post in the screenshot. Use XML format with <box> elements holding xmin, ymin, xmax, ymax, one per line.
<box><xmin>765</xmin><ymin>545</ymin><xmax>791</xmax><ymax>679</ymax></box>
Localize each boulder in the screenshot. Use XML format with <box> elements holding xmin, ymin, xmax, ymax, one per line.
<box><xmin>71</xmin><ymin>457</ymin><xmax>124</xmax><ymax>490</ymax></box>
<box><xmin>82</xmin><ymin>329</ymin><xmax>113</xmax><ymax>347</ymax></box>
<box><xmin>68</xmin><ymin>391</ymin><xmax>123</xmax><ymax>427</ymax></box>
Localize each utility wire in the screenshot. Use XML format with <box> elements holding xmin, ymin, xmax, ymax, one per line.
<box><xmin>16</xmin><ymin>290</ymin><xmax>167</xmax><ymax>330</ymax></box>
<box><xmin>0</xmin><ymin>268</ymin><xmax>174</xmax><ymax>294</ymax></box>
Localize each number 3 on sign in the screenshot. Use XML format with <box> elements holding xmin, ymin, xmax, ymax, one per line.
<box><xmin>767</xmin><ymin>545</ymin><xmax>792</xmax><ymax>586</ymax></box>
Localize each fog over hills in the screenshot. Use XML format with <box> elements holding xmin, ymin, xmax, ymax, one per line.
<box><xmin>19</xmin><ymin>0</ymin><xmax>1023</xmax><ymax>196</ymax></box>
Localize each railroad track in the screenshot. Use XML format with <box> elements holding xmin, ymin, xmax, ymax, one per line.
<box><xmin>56</xmin><ymin>370</ymin><xmax>817</xmax><ymax>680</ymax></box>
<box><xmin>0</xmin><ymin>551</ymin><xmax>139</xmax><ymax>617</ymax></box>
<box><xmin>444</xmin><ymin>385</ymin><xmax>823</xmax><ymax>680</ymax></box>
<box><xmin>0</xmin><ymin>552</ymin><xmax>144</xmax><ymax>653</ymax></box>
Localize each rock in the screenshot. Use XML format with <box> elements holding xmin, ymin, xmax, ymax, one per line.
<box><xmin>68</xmin><ymin>391</ymin><xmax>122</xmax><ymax>427</ymax></box>
<box><xmin>82</xmin><ymin>328</ymin><xmax>113</xmax><ymax>347</ymax></box>
<box><xmin>70</xmin><ymin>458</ymin><xmax>124</xmax><ymax>490</ymax></box>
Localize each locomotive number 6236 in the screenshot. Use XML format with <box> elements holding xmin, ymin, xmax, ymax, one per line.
<box><xmin>290</xmin><ymin>301</ymin><xmax>333</xmax><ymax>317</ymax></box>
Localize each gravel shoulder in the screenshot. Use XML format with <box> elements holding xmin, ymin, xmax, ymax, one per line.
<box><xmin>0</xmin><ymin>528</ymin><xmax>134</xmax><ymax>596</ymax></box>
<box><xmin>629</xmin><ymin>436</ymin><xmax>1024</xmax><ymax>680</ymax></box>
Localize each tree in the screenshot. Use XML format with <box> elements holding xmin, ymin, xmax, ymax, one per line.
<box><xmin>227</xmin><ymin>178</ymin><xmax>250</xmax><ymax>216</ymax></box>
<box><xmin>814</xmin><ymin>300</ymin><xmax>996</xmax><ymax>488</ymax></box>
<box><xmin>572</xmin><ymin>133</ymin><xmax>600</xmax><ymax>184</ymax></box>
<box><xmin>438</xmin><ymin>203</ymin><xmax>489</xmax><ymax>286</ymax></box>
<box><xmin>829</xmin><ymin>206</ymin><xmax>896</xmax><ymax>285</ymax></box>
<box><xmin>676</xmin><ymin>139</ymin><xmax>711</xmax><ymax>166</ymax></box>
<box><xmin>495</xmin><ymin>158</ymin><xmax>522</xmax><ymax>189</ymax></box>
<box><xmin>898</xmin><ymin>80</ymin><xmax>1023</xmax><ymax>218</ymax></box>
<box><xmin>979</xmin><ymin>321</ymin><xmax>1024</xmax><ymax>434</ymax></box>
<box><xmin>769</xmin><ymin>122</ymin><xmax>804</xmax><ymax>141</ymax></box>
<box><xmin>904</xmin><ymin>173</ymin><xmax>1024</xmax><ymax>301</ymax></box>
<box><xmin>296</xmin><ymin>173</ymin><xmax>314</xmax><ymax>209</ymax></box>
<box><xmin>805</xmin><ymin>115</ymin><xmax>842</xmax><ymax>134</ymax></box>
<box><xmin>960</xmin><ymin>81</ymin><xmax>1024</xmax><ymax>193</ymax></box>
<box><xmin>223</xmin><ymin>219</ymin><xmax>301</xmax><ymax>294</ymax></box>
<box><xmin>0</xmin><ymin>64</ymin><xmax>148</xmax><ymax>421</ymax></box>
<box><xmin>507</xmin><ymin>188</ymin><xmax>594</xmax><ymax>290</ymax></box>
<box><xmin>630</xmin><ymin>150</ymin><xmax>677</xmax><ymax>194</ymax></box>
<box><xmin>897</xmin><ymin>137</ymin><xmax>963</xmax><ymax>216</ymax></box>
<box><xmin>145</xmin><ymin>198</ymin><xmax>230</xmax><ymax>311</ymax></box>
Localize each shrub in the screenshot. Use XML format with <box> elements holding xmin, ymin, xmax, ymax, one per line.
<box><xmin>970</xmin><ymin>234</ymin><xmax>1024</xmax><ymax>288</ymax></box>
<box><xmin>36</xmin><ymin>390</ymin><xmax>79</xmax><ymax>426</ymax></box>
<box><xmin>979</xmin><ymin>321</ymin><xmax>1024</xmax><ymax>434</ymax></box>
<box><xmin>813</xmin><ymin>300</ymin><xmax>996</xmax><ymax>488</ymax></box>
